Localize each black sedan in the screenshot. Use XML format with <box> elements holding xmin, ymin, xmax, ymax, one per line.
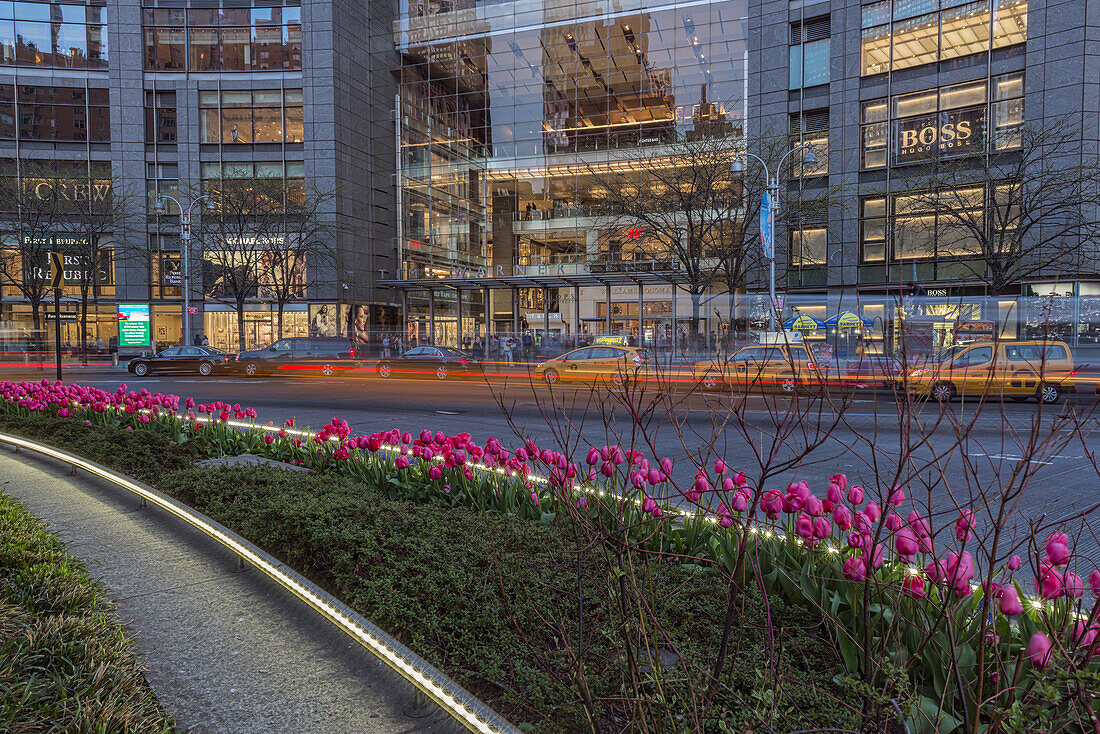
<box><xmin>128</xmin><ymin>346</ymin><xmax>231</xmax><ymax>377</ymax></box>
<box><xmin>376</xmin><ymin>346</ymin><xmax>483</xmax><ymax>380</ymax></box>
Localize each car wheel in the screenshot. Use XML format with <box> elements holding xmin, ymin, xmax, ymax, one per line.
<box><xmin>244</xmin><ymin>361</ymin><xmax>260</xmax><ymax>377</ymax></box>
<box><xmin>133</xmin><ymin>362</ymin><xmax>148</xmax><ymax>377</ymax></box>
<box><xmin>780</xmin><ymin>375</ymin><xmax>796</xmax><ymax>393</ymax></box>
<box><xmin>701</xmin><ymin>373</ymin><xmax>720</xmax><ymax>390</ymax></box>
<box><xmin>198</xmin><ymin>361</ymin><xmax>212</xmax><ymax>376</ymax></box>
<box><xmin>610</xmin><ymin>372</ymin><xmax>626</xmax><ymax>387</ymax></box>
<box><xmin>321</xmin><ymin>362</ymin><xmax>335</xmax><ymax>377</ymax></box>
<box><xmin>1037</xmin><ymin>382</ymin><xmax>1062</xmax><ymax>404</ymax></box>
<box><xmin>378</xmin><ymin>362</ymin><xmax>392</xmax><ymax>378</ymax></box>
<box><xmin>931</xmin><ymin>382</ymin><xmax>956</xmax><ymax>403</ymax></box>
<box><xmin>543</xmin><ymin>368</ymin><xmax>559</xmax><ymax>385</ymax></box>
<box><xmin>436</xmin><ymin>364</ymin><xmax>448</xmax><ymax>380</ymax></box>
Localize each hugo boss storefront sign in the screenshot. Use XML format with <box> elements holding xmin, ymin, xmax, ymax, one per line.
<box><xmin>895</xmin><ymin>107</ymin><xmax>986</xmax><ymax>164</ymax></box>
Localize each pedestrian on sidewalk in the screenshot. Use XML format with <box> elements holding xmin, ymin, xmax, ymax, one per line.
<box><xmin>193</xmin><ymin>333</ymin><xmax>202</xmax><ymax>346</ymax></box>
<box><xmin>502</xmin><ymin>336</ymin><xmax>514</xmax><ymax>366</ymax></box>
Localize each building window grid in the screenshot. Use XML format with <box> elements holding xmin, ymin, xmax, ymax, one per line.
<box><xmin>199</xmin><ymin>88</ymin><xmax>303</xmax><ymax>145</ymax></box>
<box><xmin>0</xmin><ymin>82</ymin><xmax>109</xmax><ymax>142</ymax></box>
<box><xmin>789</xmin><ymin>16</ymin><xmax>830</xmax><ymax>90</ymax></box>
<box><xmin>860</xmin><ymin>72</ymin><xmax>1023</xmax><ymax>169</ymax></box>
<box><xmin>860</xmin><ymin>0</ymin><xmax>1027</xmax><ymax>77</ymax></box>
<box><xmin>143</xmin><ymin>3</ymin><xmax>302</xmax><ymax>72</ymax></box>
<box><xmin>789</xmin><ymin>109</ymin><xmax>829</xmax><ymax>178</ymax></box>
<box><xmin>0</xmin><ymin>1</ymin><xmax>108</xmax><ymax>69</ymax></box>
<box><xmin>860</xmin><ymin>186</ymin><xmax>992</xmax><ymax>266</ymax></box>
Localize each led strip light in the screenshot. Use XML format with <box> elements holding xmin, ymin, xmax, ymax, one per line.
<box><xmin>0</xmin><ymin>430</ymin><xmax>519</xmax><ymax>734</ymax></box>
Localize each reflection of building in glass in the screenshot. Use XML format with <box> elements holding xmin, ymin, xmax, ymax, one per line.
<box><xmin>392</xmin><ymin>1</ymin><xmax>748</xmax><ymax>349</ymax></box>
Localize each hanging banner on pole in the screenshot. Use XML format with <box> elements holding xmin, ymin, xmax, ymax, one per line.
<box><xmin>759</xmin><ymin>191</ymin><xmax>774</xmax><ymax>260</ymax></box>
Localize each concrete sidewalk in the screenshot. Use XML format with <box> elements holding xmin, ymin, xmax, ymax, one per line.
<box><xmin>0</xmin><ymin>449</ymin><xmax>463</xmax><ymax>734</ymax></box>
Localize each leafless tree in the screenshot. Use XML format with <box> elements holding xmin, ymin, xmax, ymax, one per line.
<box><xmin>896</xmin><ymin>117</ymin><xmax>1100</xmax><ymax>295</ymax></box>
<box><xmin>0</xmin><ymin>161</ymin><xmax>75</xmax><ymax>334</ymax></box>
<box><xmin>258</xmin><ymin>182</ymin><xmax>341</xmax><ymax>339</ymax></box>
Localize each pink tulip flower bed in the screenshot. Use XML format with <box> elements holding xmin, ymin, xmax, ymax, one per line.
<box><xmin>2</xmin><ymin>378</ymin><xmax>1099</xmax><ymax>730</ymax></box>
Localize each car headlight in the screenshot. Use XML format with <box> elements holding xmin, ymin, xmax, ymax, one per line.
<box><xmin>908</xmin><ymin>368</ymin><xmax>927</xmax><ymax>378</ymax></box>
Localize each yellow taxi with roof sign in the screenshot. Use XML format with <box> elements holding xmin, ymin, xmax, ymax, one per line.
<box><xmin>534</xmin><ymin>336</ymin><xmax>650</xmax><ymax>385</ymax></box>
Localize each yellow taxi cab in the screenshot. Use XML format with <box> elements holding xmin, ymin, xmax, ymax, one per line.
<box><xmin>534</xmin><ymin>337</ymin><xmax>649</xmax><ymax>385</ymax></box>
<box><xmin>907</xmin><ymin>339</ymin><xmax>1075</xmax><ymax>404</ymax></box>
<box><xmin>695</xmin><ymin>342</ymin><xmax>827</xmax><ymax>393</ymax></box>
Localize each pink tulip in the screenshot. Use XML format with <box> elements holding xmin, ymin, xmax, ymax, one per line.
<box><xmin>586</xmin><ymin>447</ymin><xmax>600</xmax><ymax>465</ymax></box>
<box><xmin>1046</xmin><ymin>532</ymin><xmax>1069</xmax><ymax>553</ymax></box>
<box><xmin>760</xmin><ymin>490</ymin><xmax>784</xmax><ymax>519</ymax></box>
<box><xmin>803</xmin><ymin>495</ymin><xmax>823</xmax><ymax>517</ymax></box>
<box><xmin>730</xmin><ymin>492</ymin><xmax>748</xmax><ymax>512</ymax></box>
<box><xmin>1008</xmin><ymin>554</ymin><xmax>1023</xmax><ymax>571</ymax></box>
<box><xmin>895</xmin><ymin>528</ymin><xmax>920</xmax><ymax>558</ymax></box>
<box><xmin>642</xmin><ymin>496</ymin><xmax>658</xmax><ymax>515</ymax></box>
<box><xmin>1038</xmin><ymin>567</ymin><xmax>1064</xmax><ymax>600</ymax></box>
<box><xmin>796</xmin><ymin>512</ymin><xmax>813</xmax><ymax>539</ymax></box>
<box><xmin>826</xmin><ymin>482</ymin><xmax>842</xmax><ymax>506</ymax></box>
<box><xmin>721</xmin><ymin>476</ymin><xmax>735</xmax><ymax>492</ymax></box>
<box><xmin>715</xmin><ymin>504</ymin><xmax>733</xmax><ymax>528</ymax></box>
<box><xmin>885</xmin><ymin>512</ymin><xmax>903</xmax><ymax>531</ymax></box>
<box><xmin>865</xmin><ymin>502</ymin><xmax>881</xmax><ymax>523</ymax></box>
<box><xmin>887</xmin><ymin>486</ymin><xmax>905</xmax><ymax>505</ymax></box>
<box><xmin>263</xmin><ymin>433</ymin><xmax>274</xmax><ymax>445</ymax></box>
<box><xmin>659</xmin><ymin>457</ymin><xmax>673</xmax><ymax>475</ymax></box>
<box><xmin>1063</xmin><ymin>572</ymin><xmax>1084</xmax><ymax>599</ymax></box>
<box><xmin>831</xmin><ymin>472</ymin><xmax>848</xmax><ymax>492</ymax></box>
<box><xmin>1046</xmin><ymin>542</ymin><xmax>1070</xmax><ymax>566</ymax></box>
<box><xmin>693</xmin><ymin>474</ymin><xmax>710</xmax><ymax>496</ymax></box>
<box><xmin>647</xmin><ymin>468</ymin><xmax>662</xmax><ymax>485</ymax></box>
<box><xmin>394</xmin><ymin>455</ymin><xmax>409</xmax><ymax>469</ymax></box>
<box><xmin>429</xmin><ymin>464</ymin><xmax>442</xmax><ymax>480</ymax></box>
<box><xmin>843</xmin><ymin>556</ymin><xmax>867</xmax><ymax>582</ymax></box>
<box><xmin>955</xmin><ymin>510</ymin><xmax>975</xmax><ymax>542</ymax></box>
<box><xmin>847</xmin><ymin>485</ymin><xmax>863</xmax><ymax>505</ymax></box>
<box><xmin>630</xmin><ymin>472</ymin><xmax>645</xmax><ymax>490</ymax></box>
<box><xmin>1027</xmin><ymin>632</ymin><xmax>1053</xmax><ymax>668</ymax></box>
<box><xmin>864</xmin><ymin>543</ymin><xmax>885</xmax><ymax>570</ymax></box>
<box><xmin>812</xmin><ymin>516</ymin><xmax>831</xmax><ymax>540</ymax></box>
<box><xmin>1090</xmin><ymin>569</ymin><xmax>1100</xmax><ymax>596</ymax></box>
<box><xmin>847</xmin><ymin>532</ymin><xmax>863</xmax><ymax>549</ymax></box>
<box><xmin>713</xmin><ymin>458</ymin><xmax>727</xmax><ymax>474</ymax></box>
<box><xmin>999</xmin><ymin>585</ymin><xmax>1024</xmax><ymax>615</ymax></box>
<box><xmin>907</xmin><ymin>511</ymin><xmax>930</xmax><ymax>538</ymax></box>
<box><xmin>833</xmin><ymin>504</ymin><xmax>853</xmax><ymax>530</ymax></box>
<box><xmin>903</xmin><ymin>574</ymin><xmax>926</xmax><ymax>599</ymax></box>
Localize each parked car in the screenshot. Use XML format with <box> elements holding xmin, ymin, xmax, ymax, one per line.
<box><xmin>128</xmin><ymin>346</ymin><xmax>230</xmax><ymax>376</ymax></box>
<box><xmin>694</xmin><ymin>343</ymin><xmax>827</xmax><ymax>393</ymax></box>
<box><xmin>534</xmin><ymin>344</ymin><xmax>649</xmax><ymax>385</ymax></box>
<box><xmin>231</xmin><ymin>337</ymin><xmax>362</xmax><ymax>377</ymax></box>
<box><xmin>906</xmin><ymin>339</ymin><xmax>1075</xmax><ymax>404</ymax></box>
<box><xmin>375</xmin><ymin>346</ymin><xmax>483</xmax><ymax>380</ymax></box>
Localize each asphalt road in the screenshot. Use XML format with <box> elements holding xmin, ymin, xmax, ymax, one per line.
<box><xmin>6</xmin><ymin>365</ymin><xmax>1100</xmax><ymax>563</ymax></box>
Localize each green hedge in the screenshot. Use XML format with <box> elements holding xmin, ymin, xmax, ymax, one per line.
<box><xmin>0</xmin><ymin>411</ymin><xmax>863</xmax><ymax>733</ymax></box>
<box><xmin>0</xmin><ymin>491</ymin><xmax>176</xmax><ymax>732</ymax></box>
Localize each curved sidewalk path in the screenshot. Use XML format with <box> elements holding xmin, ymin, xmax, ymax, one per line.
<box><xmin>0</xmin><ymin>448</ymin><xmax>465</xmax><ymax>734</ymax></box>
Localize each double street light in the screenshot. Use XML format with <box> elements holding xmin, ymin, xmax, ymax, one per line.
<box><xmin>153</xmin><ymin>194</ymin><xmax>217</xmax><ymax>344</ymax></box>
<box><xmin>730</xmin><ymin>144</ymin><xmax>817</xmax><ymax>332</ymax></box>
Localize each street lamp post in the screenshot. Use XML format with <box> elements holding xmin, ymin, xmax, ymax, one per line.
<box><xmin>153</xmin><ymin>194</ymin><xmax>216</xmax><ymax>344</ymax></box>
<box><xmin>730</xmin><ymin>144</ymin><xmax>817</xmax><ymax>332</ymax></box>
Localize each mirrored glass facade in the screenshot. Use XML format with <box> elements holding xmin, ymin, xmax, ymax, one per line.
<box><xmin>396</xmin><ymin>0</ymin><xmax>747</xmax><ymax>340</ymax></box>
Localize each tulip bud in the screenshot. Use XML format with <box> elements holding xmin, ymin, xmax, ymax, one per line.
<box><xmin>999</xmin><ymin>585</ymin><xmax>1023</xmax><ymax>615</ymax></box>
<box><xmin>713</xmin><ymin>458</ymin><xmax>727</xmax><ymax>474</ymax></box>
<box><xmin>1027</xmin><ymin>632</ymin><xmax>1053</xmax><ymax>668</ymax></box>
<box><xmin>1007</xmin><ymin>554</ymin><xmax>1023</xmax><ymax>571</ymax></box>
<box><xmin>1090</xmin><ymin>568</ymin><xmax>1100</xmax><ymax>596</ymax></box>
<box><xmin>847</xmin><ymin>485</ymin><xmax>863</xmax><ymax>505</ymax></box>
<box><xmin>586</xmin><ymin>447</ymin><xmax>600</xmax><ymax>465</ymax></box>
<box><xmin>865</xmin><ymin>502</ymin><xmax>881</xmax><ymax>523</ymax></box>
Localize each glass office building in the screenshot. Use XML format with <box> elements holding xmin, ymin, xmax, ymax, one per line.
<box><xmin>392</xmin><ymin>0</ymin><xmax>748</xmax><ymax>349</ymax></box>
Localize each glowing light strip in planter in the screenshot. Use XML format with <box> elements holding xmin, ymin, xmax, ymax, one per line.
<box><xmin>0</xmin><ymin>430</ymin><xmax>518</xmax><ymax>734</ymax></box>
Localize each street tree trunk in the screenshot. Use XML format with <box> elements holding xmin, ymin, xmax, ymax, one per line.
<box><xmin>276</xmin><ymin>303</ymin><xmax>285</xmax><ymax>339</ymax></box>
<box><xmin>236</xmin><ymin>299</ymin><xmax>247</xmax><ymax>353</ymax></box>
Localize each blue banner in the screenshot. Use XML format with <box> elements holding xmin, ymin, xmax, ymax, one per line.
<box><xmin>759</xmin><ymin>191</ymin><xmax>774</xmax><ymax>260</ymax></box>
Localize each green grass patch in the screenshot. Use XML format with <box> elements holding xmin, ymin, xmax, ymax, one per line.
<box><xmin>0</xmin><ymin>491</ymin><xmax>176</xmax><ymax>733</ymax></box>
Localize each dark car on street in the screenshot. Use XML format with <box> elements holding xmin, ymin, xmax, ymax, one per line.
<box><xmin>231</xmin><ymin>336</ymin><xmax>362</xmax><ymax>377</ymax></box>
<box><xmin>376</xmin><ymin>346</ymin><xmax>483</xmax><ymax>380</ymax></box>
<box><xmin>128</xmin><ymin>346</ymin><xmax>230</xmax><ymax>376</ymax></box>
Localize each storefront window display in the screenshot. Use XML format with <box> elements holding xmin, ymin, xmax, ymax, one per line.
<box><xmin>204</xmin><ymin>307</ymin><xmax>308</xmax><ymax>352</ymax></box>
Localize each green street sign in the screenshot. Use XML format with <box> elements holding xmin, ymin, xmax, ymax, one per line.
<box><xmin>117</xmin><ymin>303</ymin><xmax>151</xmax><ymax>347</ymax></box>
